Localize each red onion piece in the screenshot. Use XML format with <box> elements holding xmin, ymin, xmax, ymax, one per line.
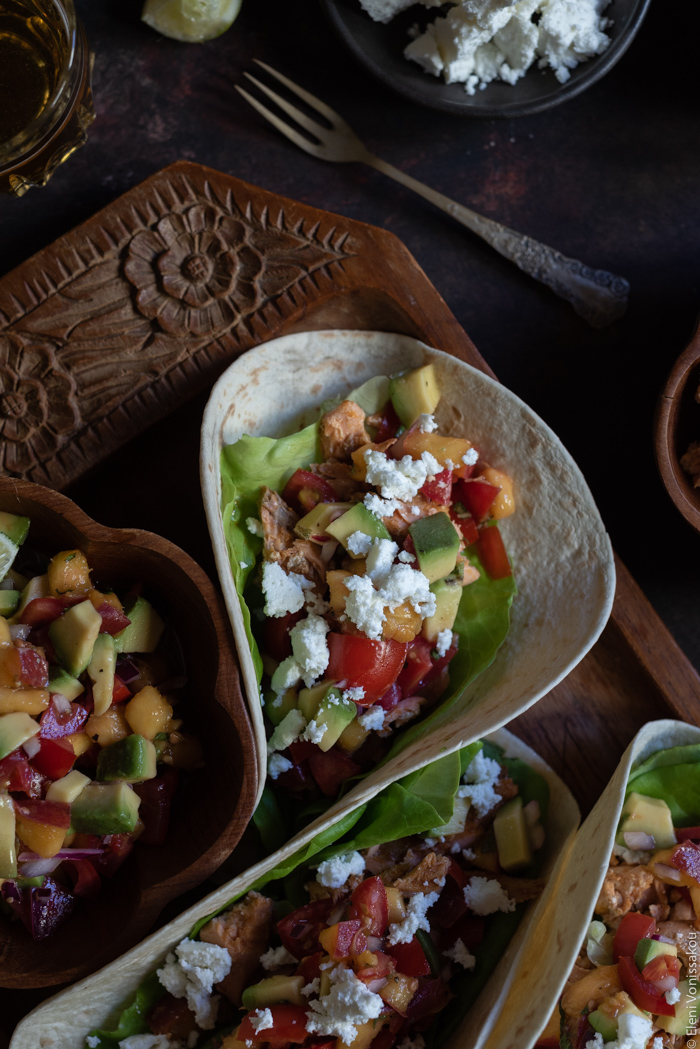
<box><xmin>115</xmin><ymin>657</ymin><xmax>140</xmax><ymax>684</ymax></box>
<box><xmin>652</xmin><ymin>862</ymin><xmax>682</xmax><ymax>882</ymax></box>
<box><xmin>0</xmin><ymin>578</ymin><xmax>16</xmax><ymax>591</ymax></box>
<box><xmin>19</xmin><ymin>847</ymin><xmax>104</xmax><ymax>862</ymax></box>
<box><xmin>10</xmin><ymin>623</ymin><xmax>31</xmax><ymax>641</ymax></box>
<box><xmin>19</xmin><ymin>857</ymin><xmax>61</xmax><ymax>878</ymax></box>
<box><xmin>321</xmin><ymin>541</ymin><xmax>338</xmax><ymax>564</ymax></box>
<box><xmin>51</xmin><ymin>693</ymin><xmax>72</xmax><ymax>715</ymax></box>
<box><xmin>624</xmin><ymin>831</ymin><xmax>655</xmax><ymax>850</ymax></box>
<box><xmin>368</xmin><ymin>978</ymin><xmax>388</xmax><ymax>993</ymax></box>
<box><xmin>22</xmin><ymin>737</ymin><xmax>41</xmax><ymax>759</ymax></box>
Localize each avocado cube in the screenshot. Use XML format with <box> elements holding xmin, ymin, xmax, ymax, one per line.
<box><xmin>88</xmin><ymin>632</ymin><xmax>116</xmax><ymax>716</ymax></box>
<box><xmin>431</xmin><ymin>796</ymin><xmax>471</xmax><ymax>838</ymax></box>
<box><xmin>0</xmin><ymin>794</ymin><xmax>17</xmax><ymax>879</ymax></box>
<box><xmin>114</xmin><ymin>596</ymin><xmax>165</xmax><ymax>655</ymax></box>
<box><xmin>96</xmin><ymin>734</ymin><xmax>157</xmax><ymax>783</ymax></box>
<box><xmin>389</xmin><ymin>365</ymin><xmax>440</xmax><ymax>428</ymax></box>
<box><xmin>46</xmin><ymin>769</ymin><xmax>90</xmax><ymax>804</ymax></box>
<box><xmin>49</xmin><ymin>599</ymin><xmax>102</xmax><ymax>677</ymax></box>
<box><xmin>295</xmin><ymin>502</ymin><xmax>352</xmax><ymax>542</ymax></box>
<box><xmin>242</xmin><ymin>975</ymin><xmax>306</xmax><ymax>1010</ymax></box>
<box><xmin>634</xmin><ymin>936</ymin><xmax>677</xmax><ymax>972</ymax></box>
<box><xmin>493</xmin><ymin>796</ymin><xmax>533</xmax><ymax>873</ymax></box>
<box><xmin>48</xmin><ymin>666</ymin><xmax>85</xmax><ymax>702</ymax></box>
<box><xmin>264</xmin><ymin>689</ymin><xmax>299</xmax><ymax>728</ymax></box>
<box><xmin>325</xmin><ymin>503</ymin><xmax>391</xmax><ymax>554</ymax></box>
<box><xmin>310</xmin><ymin>688</ymin><xmax>357</xmax><ymax>752</ymax></box>
<box><xmin>71</xmin><ymin>782</ymin><xmax>141</xmax><ymax>835</ymax></box>
<box><xmin>617</xmin><ymin>792</ymin><xmax>677</xmax><ymax>850</ymax></box>
<box><xmin>0</xmin><ymin>591</ymin><xmax>20</xmax><ymax>617</ymax></box>
<box><xmin>15</xmin><ymin>573</ymin><xmax>49</xmax><ymax>620</ymax></box>
<box><xmin>298</xmin><ymin>680</ymin><xmax>332</xmax><ymax>721</ymax></box>
<box><xmin>409</xmin><ymin>513</ymin><xmax>460</xmax><ymax>584</ymax></box>
<box><xmin>421</xmin><ymin>579</ymin><xmax>462</xmax><ymax>642</ymax></box>
<box><xmin>0</xmin><ymin>711</ymin><xmax>40</xmax><ymax>760</ymax></box>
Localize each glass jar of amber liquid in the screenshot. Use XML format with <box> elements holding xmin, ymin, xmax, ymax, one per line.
<box><xmin>0</xmin><ymin>0</ymin><xmax>94</xmax><ymax>196</ymax></box>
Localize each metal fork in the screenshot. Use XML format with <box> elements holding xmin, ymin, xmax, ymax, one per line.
<box><xmin>237</xmin><ymin>61</ymin><xmax>629</xmax><ymax>328</ymax></box>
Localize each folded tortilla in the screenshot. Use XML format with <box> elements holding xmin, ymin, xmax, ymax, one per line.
<box><xmin>10</xmin><ymin>729</ymin><xmax>579</xmax><ymax>1049</ymax></box>
<box><xmin>200</xmin><ymin>329</ymin><xmax>614</xmax><ymax>824</ymax></box>
<box><xmin>484</xmin><ymin>718</ymin><xmax>700</xmax><ymax>1049</ymax></box>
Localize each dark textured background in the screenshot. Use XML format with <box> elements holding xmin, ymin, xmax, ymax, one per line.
<box><xmin>1</xmin><ymin>0</ymin><xmax>699</xmax><ymax>1035</ymax></box>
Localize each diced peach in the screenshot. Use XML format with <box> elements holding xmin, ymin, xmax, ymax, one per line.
<box><xmin>0</xmin><ymin>687</ymin><xmax>49</xmax><ymax>715</ymax></box>
<box><xmin>88</xmin><ymin>588</ymin><xmax>124</xmax><ymax>612</ymax></box>
<box><xmin>0</xmin><ymin>619</ymin><xmax>11</xmax><ymax>645</ymax></box>
<box><xmin>379</xmin><ymin>972</ymin><xmax>418</xmax><ymax>1015</ymax></box>
<box><xmin>480</xmin><ymin>467</ymin><xmax>515</xmax><ymax>519</ymax></box>
<box><xmin>47</xmin><ymin>549</ymin><xmax>91</xmax><ymax>599</ymax></box>
<box><xmin>125</xmin><ymin>686</ymin><xmax>173</xmax><ymax>740</ymax></box>
<box><xmin>382</xmin><ymin>601</ymin><xmax>421</xmax><ymax>643</ymax></box>
<box><xmin>15</xmin><ymin>817</ymin><xmax>66</xmax><ymax>859</ymax></box>
<box><xmin>66</xmin><ymin>731</ymin><xmax>93</xmax><ymax>757</ymax></box>
<box><xmin>337</xmin><ymin>718</ymin><xmax>369</xmax><ymax>754</ymax></box>
<box><xmin>401</xmin><ymin>431</ymin><xmax>472</xmax><ymax>469</ymax></box>
<box><xmin>385</xmin><ymin>887</ymin><xmax>406</xmax><ymax>924</ymax></box>
<box><xmin>326</xmin><ymin>570</ymin><xmax>352</xmax><ymax>615</ymax></box>
<box><xmin>350</xmin><ymin>439</ymin><xmax>396</xmax><ymax>481</ymax></box>
<box><xmin>85</xmin><ymin>704</ymin><xmax>130</xmax><ymax>746</ymax></box>
<box><xmin>0</xmin><ymin>644</ymin><xmax>21</xmax><ymax>688</ymax></box>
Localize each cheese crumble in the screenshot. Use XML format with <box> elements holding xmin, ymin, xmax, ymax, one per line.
<box><xmin>456</xmin><ymin>749</ymin><xmax>502</xmax><ymax>817</ymax></box>
<box><xmin>387</xmin><ymin>890</ymin><xmax>440</xmax><ymax>945</ymax></box>
<box><xmin>305</xmin><ymin>965</ymin><xmax>385</xmax><ymax>1042</ymax></box>
<box><xmin>157</xmin><ymin>938</ymin><xmax>231</xmax><ymax>1030</ymax></box>
<box><xmin>463</xmin><ymin>876</ymin><xmax>515</xmax><ymax>915</ymax></box>
<box><xmin>316</xmin><ymin>850</ymin><xmax>366</xmax><ymax>887</ymax></box>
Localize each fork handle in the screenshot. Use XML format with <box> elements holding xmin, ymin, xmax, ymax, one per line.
<box><xmin>365</xmin><ymin>153</ymin><xmax>629</xmax><ymax>329</ymax></box>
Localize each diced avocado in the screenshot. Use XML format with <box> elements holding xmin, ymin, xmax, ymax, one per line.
<box><xmin>241</xmin><ymin>975</ymin><xmax>306</xmax><ymax>1010</ymax></box>
<box><xmin>389</xmin><ymin>364</ymin><xmax>440</xmax><ymax>427</ymax></box>
<box><xmin>96</xmin><ymin>734</ymin><xmax>157</xmax><ymax>783</ymax></box>
<box><xmin>409</xmin><ymin>514</ymin><xmax>460</xmax><ymax>584</ymax></box>
<box><xmin>0</xmin><ymin>794</ymin><xmax>17</xmax><ymax>879</ymax></box>
<box><xmin>431</xmin><ymin>796</ymin><xmax>471</xmax><ymax>838</ymax></box>
<box><xmin>0</xmin><ymin>710</ymin><xmax>40</xmax><ymax>760</ymax></box>
<box><xmin>49</xmin><ymin>599</ymin><xmax>102</xmax><ymax>677</ymax></box>
<box><xmin>71</xmin><ymin>782</ymin><xmax>141</xmax><ymax>835</ymax></box>
<box><xmin>658</xmin><ymin>980</ymin><xmax>694</xmax><ymax>1035</ymax></box>
<box><xmin>14</xmin><ymin>573</ymin><xmax>48</xmax><ymax>619</ymax></box>
<box><xmin>588</xmin><ymin>1008</ymin><xmax>618</xmax><ymax>1042</ymax></box>
<box><xmin>298</xmin><ymin>680</ymin><xmax>332</xmax><ymax>721</ymax></box>
<box><xmin>0</xmin><ymin>591</ymin><xmax>20</xmax><ymax>617</ymax></box>
<box><xmin>264</xmin><ymin>688</ymin><xmax>298</xmax><ymax>727</ymax></box>
<box><xmin>634</xmin><ymin>936</ymin><xmax>678</xmax><ymax>971</ymax></box>
<box><xmin>617</xmin><ymin>792</ymin><xmax>677</xmax><ymax>850</ymax></box>
<box><xmin>349</xmin><ymin>375</ymin><xmax>391</xmax><ymax>416</ymax></box>
<box><xmin>493</xmin><ymin>796</ymin><xmax>533</xmax><ymax>873</ymax></box>
<box><xmin>326</xmin><ymin>503</ymin><xmax>391</xmax><ymax>554</ymax></box>
<box><xmin>421</xmin><ymin>579</ymin><xmax>462</xmax><ymax>642</ymax></box>
<box><xmin>309</xmin><ymin>687</ymin><xmax>357</xmax><ymax>753</ymax></box>
<box><xmin>48</xmin><ymin>666</ymin><xmax>85</xmax><ymax>702</ymax></box>
<box><xmin>46</xmin><ymin>769</ymin><xmax>90</xmax><ymax>804</ymax></box>
<box><xmin>589</xmin><ymin>991</ymin><xmax>647</xmax><ymax>1042</ymax></box>
<box><xmin>0</xmin><ymin>511</ymin><xmax>30</xmax><ymax>547</ymax></box>
<box><xmin>88</xmin><ymin>632</ymin><xmax>116</xmax><ymax>716</ymax></box>
<box><xmin>114</xmin><ymin>596</ymin><xmax>165</xmax><ymax>654</ymax></box>
<box><xmin>295</xmin><ymin>502</ymin><xmax>352</xmax><ymax>542</ymax></box>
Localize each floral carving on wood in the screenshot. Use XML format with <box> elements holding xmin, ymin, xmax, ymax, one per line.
<box><xmin>0</xmin><ymin>166</ymin><xmax>356</xmax><ymax>486</ymax></box>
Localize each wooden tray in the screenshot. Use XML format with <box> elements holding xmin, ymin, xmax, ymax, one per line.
<box><xmin>2</xmin><ymin>163</ymin><xmax>700</xmax><ymax>1034</ymax></box>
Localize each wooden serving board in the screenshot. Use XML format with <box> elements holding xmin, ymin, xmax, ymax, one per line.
<box><xmin>1</xmin><ymin>162</ymin><xmax>700</xmax><ymax>1031</ymax></box>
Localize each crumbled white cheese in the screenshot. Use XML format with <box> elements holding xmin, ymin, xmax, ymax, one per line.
<box><xmin>358</xmin><ymin>705</ymin><xmax>385</xmax><ymax>731</ymax></box>
<box><xmin>360</xmin><ymin>0</ymin><xmax>445</xmax><ymax>21</ymax></box>
<box><xmin>87</xmin><ymin>1039</ymin><xmax>102</xmax><ymax>1049</ymax></box>
<box><xmin>250</xmin><ymin>1009</ymin><xmax>274</xmax><ymax>1033</ymax></box>
<box><xmin>435</xmin><ymin>628</ymin><xmax>453</xmax><ymax>658</ymax></box>
<box><xmin>462</xmin><ymin>447</ymin><xmax>479</xmax><ymax>466</ymax></box>
<box><xmin>463</xmin><ymin>876</ymin><xmax>515</xmax><ymax>915</ymax></box>
<box><xmin>462</xmin><ymin>847</ymin><xmax>476</xmax><ymax>861</ymax></box>
<box><xmin>316</xmin><ymin>851</ymin><xmax>366</xmax><ymax>887</ymax></box>
<box><xmin>268</xmin><ymin>753</ymin><xmax>293</xmax><ymax>780</ymax></box>
<box><xmin>260</xmin><ymin>944</ymin><xmax>297</xmax><ymax>970</ymax></box>
<box><xmin>117</xmin><ymin>1036</ymin><xmax>178</xmax><ymax>1049</ymax></box>
<box><xmin>363</xmin><ymin>491</ymin><xmax>403</xmax><ymax>519</ymax></box>
<box><xmin>157</xmin><ymin>938</ymin><xmax>232</xmax><ymax>1030</ymax></box>
<box><xmin>302</xmin><ymin>977</ymin><xmax>320</xmax><ymax>997</ymax></box>
<box><xmin>665</xmin><ymin>986</ymin><xmax>681</xmax><ymax>1005</ymax></box>
<box><xmin>343</xmin><ymin>562</ymin><xmax>436</xmax><ymax>640</ymax></box>
<box><xmin>342</xmin><ymin>686</ymin><xmax>365</xmax><ymax>704</ymax></box>
<box><xmin>537</xmin><ymin>0</ymin><xmax>611</xmax><ymax>83</ymax></box>
<box><xmin>456</xmin><ymin>749</ymin><xmax>502</xmax><ymax>817</ymax></box>
<box><xmin>366</xmin><ymin>537</ymin><xmax>400</xmax><ymax>583</ymax></box>
<box><xmin>290</xmin><ymin>615</ymin><xmax>330</xmax><ymax>687</ymax></box>
<box><xmin>305</xmin><ymin>589</ymin><xmax>331</xmax><ymax>616</ymax></box>
<box><xmin>246</xmin><ymin>517</ymin><xmax>264</xmax><ymax>536</ymax></box>
<box><xmin>270</xmin><ymin>655</ymin><xmax>303</xmax><ymax>695</ymax></box>
<box><xmin>617</xmin><ymin>1014</ymin><xmax>655</xmax><ymax>1049</ymax></box>
<box><xmin>421</xmin><ymin>451</ymin><xmax>443</xmax><ymax>480</ymax></box>
<box><xmin>398</xmin><ymin>550</ymin><xmax>415</xmax><ymax>563</ymax></box>
<box><xmin>347</xmin><ymin>530</ymin><xmax>373</xmax><ymax>557</ymax></box>
<box><xmin>397</xmin><ymin>1036</ymin><xmax>426</xmax><ymax>1049</ymax></box>
<box><xmin>387</xmin><ymin>891</ymin><xmax>439</xmax><ymax>945</ymax></box>
<box><xmin>363</xmin><ymin>449</ymin><xmax>430</xmax><ymax>502</ymax></box>
<box><xmin>262</xmin><ymin>562</ymin><xmax>310</xmax><ymax>618</ymax></box>
<box><xmin>443</xmin><ymin>938</ymin><xmax>476</xmax><ymax>970</ymax></box>
<box><xmin>239</xmin><ymin>561</ymin><xmax>249</xmax><ymax>570</ymax></box>
<box><xmin>303</xmin><ymin>719</ymin><xmax>326</xmax><ymax>745</ymax></box>
<box><xmin>584</xmin><ymin>1036</ymin><xmax>604</xmax><ymax>1049</ymax></box>
<box><xmin>417</xmin><ymin>414</ymin><xmax>438</xmax><ymax>433</ymax></box>
<box><xmin>267</xmin><ymin>709</ymin><xmax>307</xmax><ymax>755</ymax></box>
<box><xmin>306</xmin><ymin>965</ymin><xmax>385</xmax><ymax>1042</ymax></box>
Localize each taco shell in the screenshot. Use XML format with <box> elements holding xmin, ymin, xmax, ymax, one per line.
<box><xmin>11</xmin><ymin>728</ymin><xmax>579</xmax><ymax>1049</ymax></box>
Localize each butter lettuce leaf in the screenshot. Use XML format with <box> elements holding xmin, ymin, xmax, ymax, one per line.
<box><xmin>82</xmin><ymin>971</ymin><xmax>163</xmax><ymax>1048</ymax></box>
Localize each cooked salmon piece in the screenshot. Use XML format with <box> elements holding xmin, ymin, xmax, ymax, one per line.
<box><xmin>392</xmin><ymin>852</ymin><xmax>451</xmax><ymax>895</ymax></box>
<box><xmin>320</xmin><ymin>401</ymin><xmax>371</xmax><ymax>461</ymax></box>
<box><xmin>199</xmin><ymin>891</ymin><xmax>274</xmax><ymax>1005</ymax></box>
<box><xmin>307</xmin><ymin>460</ymin><xmax>367</xmax><ymax>501</ymax></box>
<box><xmin>595</xmin><ymin>864</ymin><xmax>657</xmax><ymax>920</ymax></box>
<box><xmin>261</xmin><ymin>487</ymin><xmax>298</xmax><ymax>560</ymax></box>
<box><xmin>278</xmin><ymin>538</ymin><xmax>327</xmax><ymax>592</ymax></box>
<box><xmin>381</xmin><ymin>495</ymin><xmax>441</xmax><ymax>540</ymax></box>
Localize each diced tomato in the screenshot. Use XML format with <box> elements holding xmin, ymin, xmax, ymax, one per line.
<box><xmin>422</xmin><ymin>634</ymin><xmax>458</xmax><ymax>685</ymax></box>
<box><xmin>450</xmin><ymin>505</ymin><xmax>479</xmax><ymax>545</ymax></box>
<box><xmin>39</xmin><ymin>698</ymin><xmax>89</xmax><ymax>739</ymax></box>
<box><xmin>387</xmin><ymin>937</ymin><xmax>431</xmax><ymax>977</ymax></box>
<box><xmin>670</xmin><ymin>839</ymin><xmax>700</xmax><ymax>883</ymax></box>
<box><xmin>452</xmin><ymin>452</ymin><xmax>479</xmax><ymax>481</ymax></box>
<box><xmin>354</xmin><ymin>949</ymin><xmax>395</xmax><ymax>983</ymax></box>
<box><xmin>477</xmin><ymin>525</ymin><xmax>512</xmax><ymax>581</ymax></box>
<box><xmin>402</xmin><ymin>534</ymin><xmax>416</xmax><ymax>559</ymax></box>
<box><xmin>403</xmin><ymin>978</ymin><xmax>450</xmax><ymax>1021</ymax></box>
<box><xmin>453</xmin><ymin>478</ymin><xmax>500</xmax><ymax>523</ymax></box>
<box><xmin>326</xmin><ymin>634</ymin><xmax>406</xmax><ymax>706</ymax></box>
<box><xmin>396</xmin><ymin>637</ymin><xmax>433</xmax><ymax>695</ymax></box>
<box><xmin>371</xmin><ymin>403</ymin><xmax>401</xmax><ymax>442</ymax></box>
<box><xmin>96</xmin><ymin>602</ymin><xmax>131</xmax><ymax>636</ymax></box>
<box><xmin>283</xmin><ymin>470</ymin><xmax>337</xmax><ymax>514</ymax></box>
<box><xmin>90</xmin><ymin>833</ymin><xmax>135</xmax><ymax>877</ymax></box>
<box><xmin>676</xmin><ymin>827</ymin><xmax>700</xmax><ymax>841</ymax></box>
<box><xmin>642</xmin><ymin>953</ymin><xmax>680</xmax><ymax>993</ymax></box>
<box><xmin>264</xmin><ymin>610</ymin><xmax>304</xmax><ymax>663</ymax></box>
<box><xmin>277</xmin><ymin>899</ymin><xmax>336</xmax><ymax>959</ymax></box>
<box><xmin>612</xmin><ymin>912</ymin><xmax>656</xmax><ymax>962</ymax></box>
<box><xmin>275</xmin><ymin>759</ymin><xmax>316</xmax><ymax>794</ymax></box>
<box><xmin>62</xmin><ymin>858</ymin><xmax>101</xmax><ymax>898</ymax></box>
<box><xmin>31</xmin><ymin>737</ymin><xmax>76</xmax><ymax>780</ymax></box>
<box><xmin>0</xmin><ymin>751</ymin><xmax>45</xmax><ymax>797</ymax></box>
<box><xmin>319</xmin><ymin>920</ymin><xmax>367</xmax><ymax>960</ymax></box>
<box><xmin>15</xmin><ymin>644</ymin><xmax>49</xmax><ymax>688</ymax></box>
<box><xmin>349</xmin><ymin>876</ymin><xmax>389</xmax><ymax>936</ymax></box>
<box><xmin>2</xmin><ymin>876</ymin><xmax>75</xmax><ymax>941</ymax></box>
<box><xmin>239</xmin><ymin>1004</ymin><xmax>309</xmax><ymax>1046</ymax></box>
<box><xmin>296</xmin><ymin>951</ymin><xmax>323</xmax><ymax>984</ymax></box>
<box><xmin>618</xmin><ymin>955</ymin><xmax>675</xmax><ymax>1015</ymax></box>
<box><xmin>308</xmin><ymin>747</ymin><xmax>361</xmax><ymax>797</ymax></box>
<box><xmin>134</xmin><ymin>767</ymin><xmax>179</xmax><ymax>846</ymax></box>
<box><xmin>420</xmin><ymin>469</ymin><xmax>452</xmax><ymax>505</ymax></box>
<box><xmin>376</xmin><ymin>682</ymin><xmax>402</xmax><ymax>712</ymax></box>
<box><xmin>288</xmin><ymin>740</ymin><xmax>318</xmax><ymax>764</ymax></box>
<box><xmin>20</xmin><ymin>597</ymin><xmax>67</xmax><ymax>627</ymax></box>
<box><xmin>13</xmin><ymin>797</ymin><xmax>71</xmax><ymax>829</ymax></box>
<box><xmin>111</xmin><ymin>674</ymin><xmax>132</xmax><ymax>703</ymax></box>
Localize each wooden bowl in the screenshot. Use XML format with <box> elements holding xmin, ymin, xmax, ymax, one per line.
<box><xmin>655</xmin><ymin>313</ymin><xmax>700</xmax><ymax>533</ymax></box>
<box><xmin>0</xmin><ymin>478</ymin><xmax>258</xmax><ymax>988</ymax></box>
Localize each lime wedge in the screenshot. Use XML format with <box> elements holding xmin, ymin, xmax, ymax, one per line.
<box><xmin>0</xmin><ymin>532</ymin><xmax>19</xmax><ymax>583</ymax></box>
<box><xmin>141</xmin><ymin>0</ymin><xmax>242</xmax><ymax>42</ymax></box>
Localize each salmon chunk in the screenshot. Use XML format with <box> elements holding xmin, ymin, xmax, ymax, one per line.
<box><xmin>392</xmin><ymin>852</ymin><xmax>451</xmax><ymax>895</ymax></box>
<box><xmin>199</xmin><ymin>891</ymin><xmax>274</xmax><ymax>1005</ymax></box>
<box><xmin>320</xmin><ymin>401</ymin><xmax>371</xmax><ymax>461</ymax></box>
<box><xmin>595</xmin><ymin>864</ymin><xmax>657</xmax><ymax>920</ymax></box>
<box><xmin>261</xmin><ymin>487</ymin><xmax>298</xmax><ymax>560</ymax></box>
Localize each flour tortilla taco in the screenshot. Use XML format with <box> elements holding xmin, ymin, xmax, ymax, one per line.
<box><xmin>200</xmin><ymin>330</ymin><xmax>613</xmax><ymax>840</ymax></box>
<box><xmin>10</xmin><ymin>729</ymin><xmax>579</xmax><ymax>1049</ymax></box>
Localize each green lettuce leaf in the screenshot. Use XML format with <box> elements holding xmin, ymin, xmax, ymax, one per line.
<box><xmin>83</xmin><ymin>971</ymin><xmax>163</xmax><ymax>1048</ymax></box>
<box><xmin>626</xmin><ymin>744</ymin><xmax>700</xmax><ymax>825</ymax></box>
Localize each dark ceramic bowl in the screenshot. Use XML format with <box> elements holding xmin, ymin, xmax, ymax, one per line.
<box><xmin>319</xmin><ymin>0</ymin><xmax>652</xmax><ymax>117</ymax></box>
<box><xmin>0</xmin><ymin>478</ymin><xmax>258</xmax><ymax>988</ymax></box>
<box><xmin>655</xmin><ymin>315</ymin><xmax>700</xmax><ymax>534</ymax></box>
